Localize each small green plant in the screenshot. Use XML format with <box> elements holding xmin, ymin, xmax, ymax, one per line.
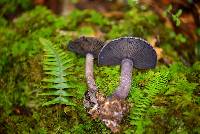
<box><xmin>39</xmin><ymin>38</ymin><xmax>74</xmax><ymax>106</ymax></box>
<box><xmin>129</xmin><ymin>70</ymin><xmax>170</xmax><ymax>133</ymax></box>
<box><xmin>164</xmin><ymin>4</ymin><xmax>182</xmax><ymax>26</ymax></box>
<box><xmin>126</xmin><ymin>63</ymin><xmax>199</xmax><ymax>133</ymax></box>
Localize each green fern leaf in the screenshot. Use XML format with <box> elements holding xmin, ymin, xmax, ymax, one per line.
<box><xmin>42</xmin><ymin>77</ymin><xmax>66</xmax><ymax>83</ymax></box>
<box><xmin>44</xmin><ymin>71</ymin><xmax>68</xmax><ymax>77</ymax></box>
<box><xmin>42</xmin><ymin>96</ymin><xmax>75</xmax><ymax>106</ymax></box>
<box><xmin>129</xmin><ymin>70</ymin><xmax>170</xmax><ymax>132</ymax></box>
<box><xmin>47</xmin><ymin>83</ymin><xmax>71</xmax><ymax>89</ymax></box>
<box><xmin>39</xmin><ymin>90</ymin><xmax>72</xmax><ymax>96</ymax></box>
<box><xmin>39</xmin><ymin>38</ymin><xmax>75</xmax><ymax>106</ymax></box>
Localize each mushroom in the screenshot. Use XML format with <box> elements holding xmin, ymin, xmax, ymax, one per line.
<box><xmin>97</xmin><ymin>37</ymin><xmax>157</xmax><ymax>132</ymax></box>
<box><xmin>68</xmin><ymin>36</ymin><xmax>104</xmax><ymax>111</ymax></box>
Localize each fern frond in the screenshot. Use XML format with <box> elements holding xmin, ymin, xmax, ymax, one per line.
<box><xmin>39</xmin><ymin>38</ymin><xmax>75</xmax><ymax>106</ymax></box>
<box><xmin>129</xmin><ymin>70</ymin><xmax>170</xmax><ymax>133</ymax></box>
<box><xmin>42</xmin><ymin>96</ymin><xmax>74</xmax><ymax>106</ymax></box>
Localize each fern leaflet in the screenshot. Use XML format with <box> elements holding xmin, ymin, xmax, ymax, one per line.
<box><xmin>39</xmin><ymin>38</ymin><xmax>74</xmax><ymax>106</ymax></box>
<box><xmin>129</xmin><ymin>70</ymin><xmax>169</xmax><ymax>133</ymax></box>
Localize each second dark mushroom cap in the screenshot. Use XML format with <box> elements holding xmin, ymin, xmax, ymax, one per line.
<box><xmin>68</xmin><ymin>36</ymin><xmax>105</xmax><ymax>58</ymax></box>
<box><xmin>98</xmin><ymin>37</ymin><xmax>157</xmax><ymax>69</ymax></box>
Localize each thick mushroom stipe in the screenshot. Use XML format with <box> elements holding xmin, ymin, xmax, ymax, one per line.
<box><xmin>113</xmin><ymin>59</ymin><xmax>133</xmax><ymax>99</ymax></box>
<box><xmin>85</xmin><ymin>53</ymin><xmax>98</xmax><ymax>93</ymax></box>
<box><xmin>83</xmin><ymin>53</ymin><xmax>98</xmax><ymax>109</ymax></box>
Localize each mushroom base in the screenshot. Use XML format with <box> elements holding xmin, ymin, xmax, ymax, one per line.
<box><xmin>88</xmin><ymin>93</ymin><xmax>129</xmax><ymax>133</ymax></box>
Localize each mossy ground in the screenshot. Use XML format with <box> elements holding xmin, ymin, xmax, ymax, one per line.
<box><xmin>0</xmin><ymin>5</ymin><xmax>199</xmax><ymax>134</ymax></box>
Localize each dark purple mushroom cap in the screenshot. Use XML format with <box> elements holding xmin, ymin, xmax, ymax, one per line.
<box><xmin>98</xmin><ymin>37</ymin><xmax>157</xmax><ymax>69</ymax></box>
<box><xmin>68</xmin><ymin>36</ymin><xmax>104</xmax><ymax>58</ymax></box>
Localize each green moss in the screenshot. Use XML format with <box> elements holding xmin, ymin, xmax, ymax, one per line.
<box><xmin>107</xmin><ymin>8</ymin><xmax>159</xmax><ymax>39</ymax></box>
<box><xmin>0</xmin><ymin>0</ymin><xmax>32</xmax><ymax>16</ymax></box>
<box><xmin>66</xmin><ymin>9</ymin><xmax>109</xmax><ymax>30</ymax></box>
<box><xmin>96</xmin><ymin>66</ymin><xmax>120</xmax><ymax>95</ymax></box>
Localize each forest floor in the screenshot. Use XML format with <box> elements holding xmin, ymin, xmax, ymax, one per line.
<box><xmin>0</xmin><ymin>1</ymin><xmax>200</xmax><ymax>134</ymax></box>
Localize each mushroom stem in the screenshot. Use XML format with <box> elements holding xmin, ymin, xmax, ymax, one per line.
<box><xmin>112</xmin><ymin>58</ymin><xmax>133</xmax><ymax>99</ymax></box>
<box><xmin>85</xmin><ymin>53</ymin><xmax>98</xmax><ymax>93</ymax></box>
